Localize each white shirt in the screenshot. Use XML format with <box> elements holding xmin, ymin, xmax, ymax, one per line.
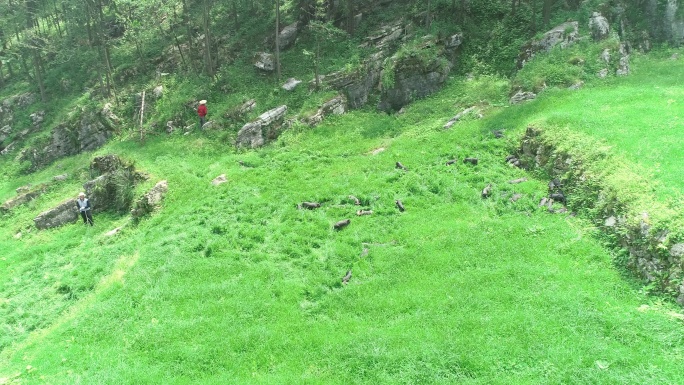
<box><xmin>77</xmin><ymin>198</ymin><xmax>89</xmax><ymax>211</ymax></box>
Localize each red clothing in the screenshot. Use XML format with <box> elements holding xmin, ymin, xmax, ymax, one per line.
<box><xmin>197</xmin><ymin>104</ymin><xmax>207</xmax><ymax>117</ymax></box>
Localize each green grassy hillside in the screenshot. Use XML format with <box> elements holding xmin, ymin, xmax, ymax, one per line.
<box><xmin>511</xmin><ymin>53</ymin><xmax>684</xmax><ymax>200</ymax></box>
<box><xmin>1</xmin><ymin>57</ymin><xmax>684</xmax><ymax>383</ymax></box>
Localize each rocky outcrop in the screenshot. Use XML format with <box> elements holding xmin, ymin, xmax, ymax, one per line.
<box><xmin>518</xmin><ymin>126</ymin><xmax>684</xmax><ymax>306</ymax></box>
<box><xmin>378</xmin><ymin>49</ymin><xmax>452</xmax><ymax>112</ymax></box>
<box><xmin>254</xmin><ymin>52</ymin><xmax>275</xmax><ymax>71</ymax></box>
<box><xmin>304</xmin><ymin>95</ymin><xmax>347</xmax><ymax>126</ymax></box>
<box><xmin>311</xmin><ymin>21</ymin><xmax>410</xmax><ymax>109</ymax></box>
<box><xmin>236</xmin><ymin>105</ymin><xmax>288</xmax><ymax>148</ymax></box>
<box><xmin>517</xmin><ymin>21</ymin><xmax>579</xmax><ymax>68</ymax></box>
<box><xmin>312</xmin><ymin>51</ymin><xmax>385</xmax><ymax>109</ymax></box>
<box><xmin>0</xmin><ymin>125</ymin><xmax>11</xmax><ymax>152</ymax></box>
<box><xmin>362</xmin><ymin>22</ymin><xmax>405</xmax><ymax>50</ymax></box>
<box><xmin>224</xmin><ymin>99</ymin><xmax>257</xmax><ymax>122</ymax></box>
<box><xmin>1</xmin><ymin>186</ymin><xmax>47</xmax><ymax>212</ymax></box>
<box><xmin>282</xmin><ymin>78</ymin><xmax>302</xmax><ymax>91</ymax></box>
<box><xmin>378</xmin><ymin>37</ymin><xmax>452</xmax><ymax>111</ymax></box>
<box><xmin>19</xmin><ymin>105</ymin><xmax>119</xmax><ymax>170</ymax></box>
<box><xmin>278</xmin><ymin>22</ymin><xmax>299</xmax><ymax>49</ymax></box>
<box><xmin>34</xmin><ymin>199</ymin><xmax>80</xmax><ymax>230</ymax></box>
<box><xmin>131</xmin><ymin>180</ymin><xmax>168</xmax><ymax>222</ymax></box>
<box><xmin>0</xmin><ymin>93</ymin><xmax>35</xmax><ymax>127</ymax></box>
<box><xmin>33</xmin><ymin>155</ymin><xmax>141</xmax><ymax>229</ymax></box>
<box><xmin>589</xmin><ymin>12</ymin><xmax>610</xmax><ymax>41</ymax></box>
<box><xmin>510</xmin><ymin>91</ymin><xmax>537</xmax><ymax>105</ymax></box>
<box><xmin>616</xmin><ymin>43</ymin><xmax>630</xmax><ymax>76</ymax></box>
<box><xmin>312</xmin><ymin>23</ymin><xmax>462</xmax><ymax>112</ymax></box>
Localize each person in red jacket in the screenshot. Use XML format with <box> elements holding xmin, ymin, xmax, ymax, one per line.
<box><xmin>197</xmin><ymin>100</ymin><xmax>207</xmax><ymax>128</ymax></box>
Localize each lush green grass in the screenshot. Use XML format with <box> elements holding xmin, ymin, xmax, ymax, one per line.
<box><xmin>2</xmin><ymin>71</ymin><xmax>684</xmax><ymax>384</ymax></box>
<box><xmin>506</xmin><ymin>51</ymin><xmax>684</xmax><ymax>200</ymax></box>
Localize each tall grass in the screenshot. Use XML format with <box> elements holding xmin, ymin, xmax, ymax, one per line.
<box><xmin>1</xmin><ymin>69</ymin><xmax>684</xmax><ymax>383</ymax></box>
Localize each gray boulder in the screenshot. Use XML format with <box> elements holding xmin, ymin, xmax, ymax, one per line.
<box><xmin>600</xmin><ymin>49</ymin><xmax>611</xmax><ymax>64</ymax></box>
<box><xmin>363</xmin><ymin>22</ymin><xmax>405</xmax><ymax>50</ymax></box>
<box><xmin>304</xmin><ymin>95</ymin><xmax>347</xmax><ymax>126</ymax></box>
<box><xmin>236</xmin><ymin>105</ymin><xmax>288</xmax><ymax>148</ymax></box>
<box><xmin>254</xmin><ymin>52</ymin><xmax>275</xmax><ymax>71</ymax></box>
<box><xmin>34</xmin><ymin>199</ymin><xmax>79</xmax><ymax>230</ymax></box>
<box><xmin>311</xmin><ymin>51</ymin><xmax>385</xmax><ymax>109</ymax></box>
<box><xmin>282</xmin><ymin>78</ymin><xmax>302</xmax><ymax>91</ymax></box>
<box><xmin>378</xmin><ymin>47</ymin><xmax>453</xmax><ymax>112</ymax></box>
<box><xmin>0</xmin><ymin>125</ymin><xmax>11</xmax><ymax>144</ymax></box>
<box><xmin>20</xmin><ymin>106</ymin><xmax>118</xmax><ymax>170</ymax></box>
<box><xmin>30</xmin><ymin>111</ymin><xmax>45</xmax><ymax>127</ymax></box>
<box><xmin>131</xmin><ymin>180</ymin><xmax>168</xmax><ymax>222</ymax></box>
<box><xmin>278</xmin><ymin>22</ymin><xmax>299</xmax><ymax>49</ymax></box>
<box><xmin>510</xmin><ymin>91</ymin><xmax>537</xmax><ymax>105</ymax></box>
<box><xmin>589</xmin><ymin>12</ymin><xmax>610</xmax><ymax>41</ymax></box>
<box><xmin>616</xmin><ymin>43</ymin><xmax>630</xmax><ymax>76</ymax></box>
<box><xmin>517</xmin><ymin>22</ymin><xmax>579</xmax><ymax>68</ymax></box>
<box><xmin>1</xmin><ymin>187</ymin><xmax>47</xmax><ymax>212</ymax></box>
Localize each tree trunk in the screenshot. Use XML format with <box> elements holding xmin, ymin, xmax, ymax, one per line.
<box><xmin>426</xmin><ymin>0</ymin><xmax>432</xmax><ymax>31</ymax></box>
<box><xmin>461</xmin><ymin>0</ymin><xmax>466</xmax><ymax>25</ymax></box>
<box><xmin>203</xmin><ymin>0</ymin><xmax>214</xmax><ymax>76</ymax></box>
<box><xmin>347</xmin><ymin>0</ymin><xmax>355</xmax><ymax>35</ymax></box>
<box><xmin>170</xmin><ymin>8</ymin><xmax>188</xmax><ymax>69</ymax></box>
<box><xmin>531</xmin><ymin>0</ymin><xmax>537</xmax><ymax>35</ymax></box>
<box><xmin>275</xmin><ymin>0</ymin><xmax>281</xmax><ymax>82</ymax></box>
<box><xmin>314</xmin><ymin>36</ymin><xmax>320</xmax><ymax>91</ymax></box>
<box><xmin>232</xmin><ymin>0</ymin><xmax>240</xmax><ymax>30</ymax></box>
<box><xmin>542</xmin><ymin>0</ymin><xmax>552</xmax><ymax>30</ymax></box>
<box><xmin>32</xmin><ymin>51</ymin><xmax>47</xmax><ymax>102</ymax></box>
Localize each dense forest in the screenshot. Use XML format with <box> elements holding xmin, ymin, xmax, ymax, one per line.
<box><xmin>0</xmin><ymin>0</ymin><xmax>681</xmax><ymax>102</ymax></box>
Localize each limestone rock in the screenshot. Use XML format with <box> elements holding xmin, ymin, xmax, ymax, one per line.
<box><xmin>236</xmin><ymin>105</ymin><xmax>288</xmax><ymax>148</ymax></box>
<box><xmin>589</xmin><ymin>12</ymin><xmax>610</xmax><ymax>41</ymax></box>
<box><xmin>131</xmin><ymin>180</ymin><xmax>168</xmax><ymax>222</ymax></box>
<box><xmin>363</xmin><ymin>22</ymin><xmax>405</xmax><ymax>50</ymax></box>
<box><xmin>30</xmin><ymin>111</ymin><xmax>45</xmax><ymax>127</ymax></box>
<box><xmin>20</xmin><ymin>106</ymin><xmax>118</xmax><ymax>170</ymax></box>
<box><xmin>310</xmin><ymin>51</ymin><xmax>384</xmax><ymax>109</ymax></box>
<box><xmin>600</xmin><ymin>49</ymin><xmax>611</xmax><ymax>64</ymax></box>
<box><xmin>238</xmin><ymin>99</ymin><xmax>257</xmax><ymax>115</ymax></box>
<box><xmin>278</xmin><ymin>22</ymin><xmax>299</xmax><ymax>49</ymax></box>
<box><xmin>0</xmin><ymin>125</ymin><xmax>11</xmax><ymax>145</ymax></box>
<box><xmin>378</xmin><ymin>46</ymin><xmax>453</xmax><ymax>112</ymax></box>
<box><xmin>282</xmin><ymin>78</ymin><xmax>302</xmax><ymax>91</ymax></box>
<box><xmin>34</xmin><ymin>199</ymin><xmax>79</xmax><ymax>229</ymax></box>
<box><xmin>510</xmin><ymin>91</ymin><xmax>537</xmax><ymax>104</ymax></box>
<box><xmin>517</xmin><ymin>22</ymin><xmax>579</xmax><ymax>68</ymax></box>
<box><xmin>304</xmin><ymin>95</ymin><xmax>347</xmax><ymax>126</ymax></box>
<box><xmin>670</xmin><ymin>243</ymin><xmax>684</xmax><ymax>258</ymax></box>
<box><xmin>212</xmin><ymin>174</ymin><xmax>228</xmax><ymax>186</ymax></box>
<box><xmin>254</xmin><ymin>52</ymin><xmax>275</xmax><ymax>71</ymax></box>
<box><xmin>616</xmin><ymin>44</ymin><xmax>630</xmax><ymax>76</ymax></box>
<box><xmin>1</xmin><ymin>187</ymin><xmax>46</xmax><ymax>212</ymax></box>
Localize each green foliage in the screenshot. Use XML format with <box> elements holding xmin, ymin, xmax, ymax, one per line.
<box><xmin>512</xmin><ymin>37</ymin><xmax>625</xmax><ymax>92</ymax></box>
<box><xmin>382</xmin><ymin>38</ymin><xmax>450</xmax><ymax>89</ymax></box>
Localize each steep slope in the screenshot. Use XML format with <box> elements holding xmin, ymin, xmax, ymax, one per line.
<box><xmin>1</xmin><ymin>72</ymin><xmax>684</xmax><ymax>384</ymax></box>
